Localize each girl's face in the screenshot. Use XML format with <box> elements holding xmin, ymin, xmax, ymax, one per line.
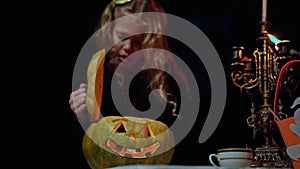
<box><xmin>110</xmin><ymin>16</ymin><xmax>145</xmax><ymax>72</ymax></box>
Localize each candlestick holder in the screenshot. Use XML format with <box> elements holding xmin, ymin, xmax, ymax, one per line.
<box><xmin>230</xmin><ymin>20</ymin><xmax>299</xmax><ymax>168</ymax></box>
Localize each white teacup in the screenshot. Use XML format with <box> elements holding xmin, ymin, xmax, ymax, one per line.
<box><xmin>209</xmin><ymin>148</ymin><xmax>253</xmax><ymax>168</ymax></box>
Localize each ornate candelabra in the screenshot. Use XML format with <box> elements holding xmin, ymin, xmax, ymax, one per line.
<box><xmin>230</xmin><ymin>0</ymin><xmax>300</xmax><ymax>168</ymax></box>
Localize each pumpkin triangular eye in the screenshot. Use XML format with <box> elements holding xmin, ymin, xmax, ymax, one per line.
<box><xmin>140</xmin><ymin>125</ymin><xmax>154</xmax><ymax>137</ymax></box>
<box><xmin>115</xmin><ymin>123</ymin><xmax>126</xmax><ymax>133</ymax></box>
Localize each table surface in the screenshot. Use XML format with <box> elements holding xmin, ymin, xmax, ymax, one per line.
<box><xmin>109</xmin><ymin>166</ymin><xmax>214</xmax><ymax>169</ymax></box>
<box><xmin>108</xmin><ymin>165</ymin><xmax>285</xmax><ymax>169</ymax></box>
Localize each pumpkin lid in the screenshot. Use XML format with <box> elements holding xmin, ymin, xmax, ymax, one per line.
<box><xmin>86</xmin><ymin>48</ymin><xmax>106</xmax><ymax>122</ymax></box>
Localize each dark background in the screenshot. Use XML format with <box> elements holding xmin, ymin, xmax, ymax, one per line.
<box><xmin>26</xmin><ymin>0</ymin><xmax>299</xmax><ymax>168</ymax></box>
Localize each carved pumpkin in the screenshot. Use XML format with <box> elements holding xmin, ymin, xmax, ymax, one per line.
<box><xmin>82</xmin><ymin>116</ymin><xmax>175</xmax><ymax>169</ymax></box>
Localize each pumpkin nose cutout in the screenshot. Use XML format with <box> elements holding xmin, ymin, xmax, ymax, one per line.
<box><xmin>129</xmin><ymin>134</ymin><xmax>136</xmax><ymax>140</ymax></box>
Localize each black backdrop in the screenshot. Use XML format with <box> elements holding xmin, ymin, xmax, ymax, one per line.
<box><xmin>30</xmin><ymin>0</ymin><xmax>300</xmax><ymax>168</ymax></box>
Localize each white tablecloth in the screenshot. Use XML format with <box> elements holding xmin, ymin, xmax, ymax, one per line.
<box><xmin>108</xmin><ymin>165</ymin><xmax>288</xmax><ymax>169</ymax></box>
<box><xmin>108</xmin><ymin>165</ymin><xmax>215</xmax><ymax>169</ymax></box>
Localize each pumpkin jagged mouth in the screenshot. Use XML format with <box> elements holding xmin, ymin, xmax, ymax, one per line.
<box><xmin>106</xmin><ymin>139</ymin><xmax>160</xmax><ymax>158</ymax></box>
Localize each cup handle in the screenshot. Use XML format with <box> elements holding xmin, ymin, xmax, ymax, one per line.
<box><xmin>209</xmin><ymin>154</ymin><xmax>220</xmax><ymax>168</ymax></box>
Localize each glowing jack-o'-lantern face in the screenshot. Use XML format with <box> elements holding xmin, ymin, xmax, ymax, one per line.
<box><xmin>82</xmin><ymin>116</ymin><xmax>175</xmax><ymax>169</ymax></box>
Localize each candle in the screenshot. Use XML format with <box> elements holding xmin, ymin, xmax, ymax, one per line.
<box><xmin>262</xmin><ymin>0</ymin><xmax>267</xmax><ymax>21</ymax></box>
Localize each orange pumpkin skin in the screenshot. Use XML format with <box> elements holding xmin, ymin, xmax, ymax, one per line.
<box><xmin>82</xmin><ymin>116</ymin><xmax>175</xmax><ymax>169</ymax></box>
